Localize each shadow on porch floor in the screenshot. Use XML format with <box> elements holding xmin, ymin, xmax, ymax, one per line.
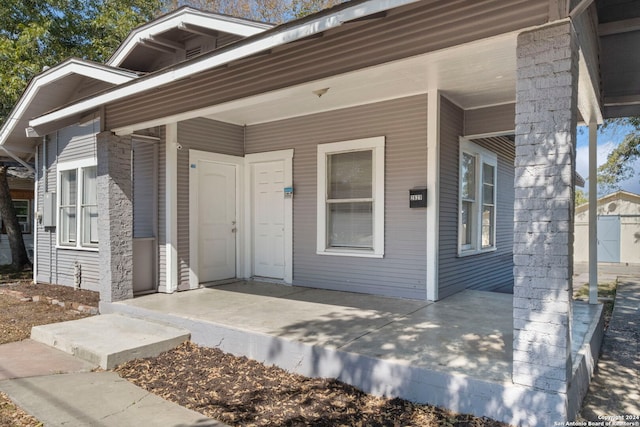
<box><xmin>100</xmin><ymin>281</ymin><xmax>603</xmax><ymax>424</ymax></box>
<box><xmin>103</xmin><ymin>281</ymin><xmax>600</xmax><ymax>381</ymax></box>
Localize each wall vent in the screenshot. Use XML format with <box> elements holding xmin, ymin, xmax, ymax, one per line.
<box><xmin>186</xmin><ymin>47</ymin><xmax>202</xmax><ymax>60</ymax></box>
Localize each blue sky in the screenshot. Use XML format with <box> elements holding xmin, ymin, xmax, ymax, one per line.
<box><xmin>575</xmin><ymin>124</ymin><xmax>640</xmax><ymax>196</ymax></box>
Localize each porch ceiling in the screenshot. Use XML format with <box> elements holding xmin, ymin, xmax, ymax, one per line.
<box><xmin>199</xmin><ymin>32</ymin><xmax>519</xmax><ymax>126</ymax></box>
<box><xmin>597</xmin><ymin>0</ymin><xmax>640</xmax><ymax>118</ymax></box>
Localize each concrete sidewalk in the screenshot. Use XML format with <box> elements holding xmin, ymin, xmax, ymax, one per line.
<box><xmin>580</xmin><ymin>277</ymin><xmax>640</xmax><ymax>419</ymax></box>
<box><xmin>0</xmin><ymin>340</ymin><xmax>226</xmax><ymax>427</ymax></box>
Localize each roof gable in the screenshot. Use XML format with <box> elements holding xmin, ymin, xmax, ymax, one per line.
<box><xmin>107</xmin><ymin>7</ymin><xmax>273</xmax><ymax>72</ymax></box>
<box><xmin>575</xmin><ymin>190</ymin><xmax>640</xmax><ymax>214</ymax></box>
<box><xmin>0</xmin><ymin>58</ymin><xmax>138</xmax><ymax>155</ymax></box>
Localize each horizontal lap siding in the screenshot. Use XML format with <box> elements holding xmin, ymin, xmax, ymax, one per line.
<box><xmin>176</xmin><ymin>118</ymin><xmax>244</xmax><ymax>289</ymax></box>
<box><xmin>132</xmin><ymin>140</ymin><xmax>156</xmax><ymax>238</ymax></box>
<box><xmin>464</xmin><ymin>104</ymin><xmax>515</xmax><ymax>136</ymax></box>
<box><xmin>438</xmin><ymin>98</ymin><xmax>515</xmax><ymax>299</ymax></box>
<box><xmin>35</xmin><ymin>123</ymin><xmax>100</xmax><ymax>291</ymax></box>
<box><xmin>106</xmin><ymin>0</ymin><xmax>548</xmax><ymax>130</ymax></box>
<box><xmin>245</xmin><ymin>95</ymin><xmax>428</xmax><ymax>300</ymax></box>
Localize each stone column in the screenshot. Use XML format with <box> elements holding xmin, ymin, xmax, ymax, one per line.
<box><xmin>97</xmin><ymin>131</ymin><xmax>133</xmax><ymax>303</ymax></box>
<box><xmin>512</xmin><ymin>21</ymin><xmax>578</xmax><ymax>394</ymax></box>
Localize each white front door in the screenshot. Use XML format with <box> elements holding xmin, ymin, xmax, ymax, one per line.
<box><xmin>252</xmin><ymin>161</ymin><xmax>285</xmax><ymax>279</ymax></box>
<box><xmin>199</xmin><ymin>161</ymin><xmax>236</xmax><ymax>282</ymax></box>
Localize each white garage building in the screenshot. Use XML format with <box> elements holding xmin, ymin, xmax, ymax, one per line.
<box><xmin>575</xmin><ymin>191</ymin><xmax>640</xmax><ymax>264</ymax></box>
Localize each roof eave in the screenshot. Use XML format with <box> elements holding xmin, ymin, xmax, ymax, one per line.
<box><xmin>0</xmin><ymin>58</ymin><xmax>138</xmax><ymax>150</ymax></box>
<box><xmin>107</xmin><ymin>7</ymin><xmax>275</xmax><ymax>68</ymax></box>
<box><xmin>31</xmin><ymin>0</ymin><xmax>422</xmax><ymax>132</ymax></box>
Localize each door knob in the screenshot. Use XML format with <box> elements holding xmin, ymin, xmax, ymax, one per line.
<box><xmin>231</xmin><ymin>227</ymin><xmax>237</xmax><ymax>233</ymax></box>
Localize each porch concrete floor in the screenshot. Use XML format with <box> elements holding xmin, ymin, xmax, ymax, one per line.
<box><xmin>106</xmin><ymin>281</ymin><xmax>601</xmax><ymax>385</ymax></box>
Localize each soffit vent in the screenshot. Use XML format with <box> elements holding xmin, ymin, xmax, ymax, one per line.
<box><xmin>186</xmin><ymin>46</ymin><xmax>202</xmax><ymax>60</ymax></box>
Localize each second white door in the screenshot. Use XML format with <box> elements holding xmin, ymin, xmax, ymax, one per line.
<box><xmin>252</xmin><ymin>160</ymin><xmax>285</xmax><ymax>279</ymax></box>
<box><xmin>199</xmin><ymin>161</ymin><xmax>236</xmax><ymax>282</ymax></box>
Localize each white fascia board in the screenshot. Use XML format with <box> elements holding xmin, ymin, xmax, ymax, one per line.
<box><xmin>33</xmin><ymin>0</ymin><xmax>422</xmax><ymax>130</ymax></box>
<box><xmin>577</xmin><ymin>48</ymin><xmax>604</xmax><ymax>125</ymax></box>
<box><xmin>0</xmin><ymin>59</ymin><xmax>137</xmax><ymax>147</ymax></box>
<box><xmin>108</xmin><ymin>9</ymin><xmax>272</xmax><ymax>67</ymax></box>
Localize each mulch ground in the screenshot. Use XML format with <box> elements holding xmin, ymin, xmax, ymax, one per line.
<box><xmin>0</xmin><ymin>392</ymin><xmax>40</xmax><ymax>427</ymax></box>
<box><xmin>116</xmin><ymin>342</ymin><xmax>509</xmax><ymax>427</ymax></box>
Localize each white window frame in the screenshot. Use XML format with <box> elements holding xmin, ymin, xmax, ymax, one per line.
<box><xmin>57</xmin><ymin>158</ymin><xmax>98</xmax><ymax>250</ymax></box>
<box><xmin>1</xmin><ymin>199</ymin><xmax>31</xmax><ymax>234</ymax></box>
<box><xmin>458</xmin><ymin>138</ymin><xmax>497</xmax><ymax>256</ymax></box>
<box><xmin>317</xmin><ymin>136</ymin><xmax>385</xmax><ymax>258</ymax></box>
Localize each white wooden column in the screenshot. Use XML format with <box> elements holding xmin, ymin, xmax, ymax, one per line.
<box><xmin>165</xmin><ymin>122</ymin><xmax>179</xmax><ymax>293</ymax></box>
<box><xmin>426</xmin><ymin>90</ymin><xmax>440</xmax><ymax>302</ymax></box>
<box><xmin>588</xmin><ymin>121</ymin><xmax>598</xmax><ymax>304</ymax></box>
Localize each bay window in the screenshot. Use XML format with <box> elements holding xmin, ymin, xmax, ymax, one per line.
<box><xmin>58</xmin><ymin>160</ymin><xmax>98</xmax><ymax>248</ymax></box>
<box><xmin>317</xmin><ymin>137</ymin><xmax>385</xmax><ymax>257</ymax></box>
<box><xmin>459</xmin><ymin>139</ymin><xmax>497</xmax><ymax>255</ymax></box>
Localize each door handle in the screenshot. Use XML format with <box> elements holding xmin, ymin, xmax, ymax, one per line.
<box><xmin>231</xmin><ymin>227</ymin><xmax>237</xmax><ymax>233</ymax></box>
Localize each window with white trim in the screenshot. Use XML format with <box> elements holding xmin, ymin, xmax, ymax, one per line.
<box><xmin>58</xmin><ymin>160</ymin><xmax>98</xmax><ymax>248</ymax></box>
<box><xmin>459</xmin><ymin>139</ymin><xmax>497</xmax><ymax>255</ymax></box>
<box><xmin>1</xmin><ymin>200</ymin><xmax>31</xmax><ymax>234</ymax></box>
<box><xmin>317</xmin><ymin>137</ymin><xmax>385</xmax><ymax>258</ymax></box>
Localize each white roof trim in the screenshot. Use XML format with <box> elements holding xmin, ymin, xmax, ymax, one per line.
<box><xmin>107</xmin><ymin>8</ymin><xmax>273</xmax><ymax>67</ymax></box>
<box><xmin>31</xmin><ymin>0</ymin><xmax>422</xmax><ymax>130</ymax></box>
<box><xmin>0</xmin><ymin>59</ymin><xmax>137</xmax><ymax>147</ymax></box>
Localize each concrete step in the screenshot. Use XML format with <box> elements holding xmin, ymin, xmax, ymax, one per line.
<box><xmin>30</xmin><ymin>313</ymin><xmax>190</xmax><ymax>369</ymax></box>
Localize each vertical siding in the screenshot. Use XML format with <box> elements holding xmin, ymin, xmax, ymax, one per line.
<box><xmin>176</xmin><ymin>118</ymin><xmax>244</xmax><ymax>290</ymax></box>
<box><xmin>245</xmin><ymin>95</ymin><xmax>428</xmax><ymax>300</ymax></box>
<box><xmin>35</xmin><ymin>122</ymin><xmax>100</xmax><ymax>291</ymax></box>
<box><xmin>438</xmin><ymin>98</ymin><xmax>515</xmax><ymax>298</ymax></box>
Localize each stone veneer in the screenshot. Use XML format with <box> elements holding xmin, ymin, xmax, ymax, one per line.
<box><xmin>97</xmin><ymin>131</ymin><xmax>133</xmax><ymax>303</ymax></box>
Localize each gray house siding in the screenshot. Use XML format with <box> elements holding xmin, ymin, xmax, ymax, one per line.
<box><xmin>464</xmin><ymin>104</ymin><xmax>515</xmax><ymax>137</ymax></box>
<box><xmin>105</xmin><ymin>0</ymin><xmax>548</xmax><ymax>131</ymax></box>
<box><xmin>35</xmin><ymin>121</ymin><xmax>100</xmax><ymax>291</ymax></box>
<box><xmin>176</xmin><ymin>118</ymin><xmax>244</xmax><ymax>289</ymax></box>
<box><xmin>245</xmin><ymin>95</ymin><xmax>428</xmax><ymax>299</ymax></box>
<box><xmin>438</xmin><ymin>98</ymin><xmax>515</xmax><ymax>299</ymax></box>
<box><xmin>132</xmin><ymin>140</ymin><xmax>157</xmax><ymax>238</ymax></box>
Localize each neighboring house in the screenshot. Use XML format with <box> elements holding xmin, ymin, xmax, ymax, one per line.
<box><xmin>0</xmin><ymin>168</ymin><xmax>34</xmax><ymax>265</ymax></box>
<box><xmin>0</xmin><ymin>0</ymin><xmax>638</xmax><ymax>424</ymax></box>
<box><xmin>575</xmin><ymin>191</ymin><xmax>640</xmax><ymax>264</ymax></box>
